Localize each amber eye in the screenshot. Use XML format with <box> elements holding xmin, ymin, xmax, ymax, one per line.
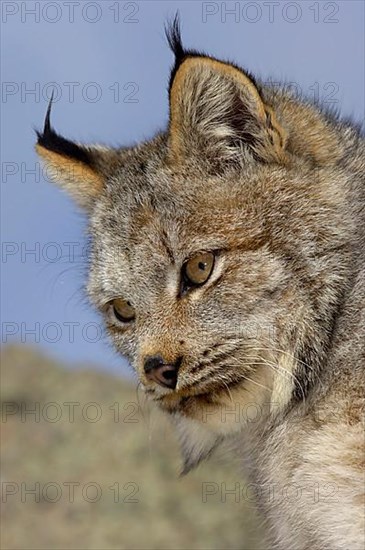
<box><xmin>112</xmin><ymin>298</ymin><xmax>135</xmax><ymax>323</ymax></box>
<box><xmin>183</xmin><ymin>251</ymin><xmax>215</xmax><ymax>287</ymax></box>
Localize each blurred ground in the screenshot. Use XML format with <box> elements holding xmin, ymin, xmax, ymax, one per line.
<box><xmin>1</xmin><ymin>345</ymin><xmax>262</xmax><ymax>550</ymax></box>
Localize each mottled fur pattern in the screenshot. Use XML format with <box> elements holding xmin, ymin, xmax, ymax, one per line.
<box><xmin>36</xmin><ymin>19</ymin><xmax>365</xmax><ymax>550</ymax></box>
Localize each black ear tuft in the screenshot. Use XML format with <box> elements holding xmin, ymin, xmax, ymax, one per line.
<box><xmin>164</xmin><ymin>14</ymin><xmax>257</xmax><ymax>101</ymax></box>
<box><xmin>43</xmin><ymin>89</ymin><xmax>54</xmax><ymax>135</ymax></box>
<box><xmin>36</xmin><ymin>93</ymin><xmax>94</xmax><ymax>168</ymax></box>
<box><xmin>165</xmin><ymin>13</ymin><xmax>203</xmax><ymax>93</ymax></box>
<box><xmin>165</xmin><ymin>12</ymin><xmax>185</xmax><ymax>64</ymax></box>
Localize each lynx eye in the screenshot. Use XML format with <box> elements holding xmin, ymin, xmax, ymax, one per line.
<box><xmin>111</xmin><ymin>298</ymin><xmax>135</xmax><ymax>323</ymax></box>
<box><xmin>183</xmin><ymin>251</ymin><xmax>215</xmax><ymax>287</ymax></box>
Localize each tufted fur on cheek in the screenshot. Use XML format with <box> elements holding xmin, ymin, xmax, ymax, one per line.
<box><xmin>167</xmin><ymin>27</ymin><xmax>287</xmax><ymax>171</ymax></box>
<box><xmin>170</xmin><ymin>413</ymin><xmax>223</xmax><ymax>475</ymax></box>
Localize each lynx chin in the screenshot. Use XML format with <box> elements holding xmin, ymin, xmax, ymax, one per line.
<box><xmin>36</xmin><ymin>18</ymin><xmax>364</xmax><ymax>550</ymax></box>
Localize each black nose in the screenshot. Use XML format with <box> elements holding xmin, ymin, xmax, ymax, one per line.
<box><xmin>143</xmin><ymin>354</ymin><xmax>181</xmax><ymax>389</ymax></box>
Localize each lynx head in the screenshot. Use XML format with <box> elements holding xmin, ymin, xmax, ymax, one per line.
<box><xmin>36</xmin><ymin>19</ymin><xmax>350</xmax><ymax>471</ymax></box>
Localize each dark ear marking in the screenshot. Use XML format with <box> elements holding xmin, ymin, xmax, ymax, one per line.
<box><xmin>165</xmin><ymin>13</ymin><xmax>195</xmax><ymax>93</ymax></box>
<box><xmin>165</xmin><ymin>13</ymin><xmax>259</xmax><ymax>96</ymax></box>
<box><xmin>165</xmin><ymin>12</ymin><xmax>185</xmax><ymax>65</ymax></box>
<box><xmin>36</xmin><ymin>92</ymin><xmax>95</xmax><ymax>168</ymax></box>
<box><xmin>165</xmin><ymin>13</ymin><xmax>209</xmax><ymax>94</ymax></box>
<box><xmin>34</xmin><ymin>93</ymin><xmax>113</xmax><ymax>209</ymax></box>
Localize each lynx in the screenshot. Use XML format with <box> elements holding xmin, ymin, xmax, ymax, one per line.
<box><xmin>36</xmin><ymin>19</ymin><xmax>365</xmax><ymax>550</ymax></box>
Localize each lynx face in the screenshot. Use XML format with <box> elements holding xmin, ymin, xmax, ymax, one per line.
<box><xmin>87</xmin><ymin>154</ymin><xmax>309</xmax><ymax>423</ymax></box>
<box><xmin>88</xmin><ymin>157</ymin><xmax>296</xmax><ymax>421</ymax></box>
<box><xmin>36</xmin><ymin>21</ymin><xmax>351</xmax><ymax>468</ymax></box>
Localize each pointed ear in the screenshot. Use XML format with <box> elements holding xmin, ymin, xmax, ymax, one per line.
<box><xmin>166</xmin><ymin>23</ymin><xmax>287</xmax><ymax>170</ymax></box>
<box><xmin>35</xmin><ymin>99</ymin><xmax>117</xmax><ymax>210</ymax></box>
<box><xmin>170</xmin><ymin>413</ymin><xmax>222</xmax><ymax>475</ymax></box>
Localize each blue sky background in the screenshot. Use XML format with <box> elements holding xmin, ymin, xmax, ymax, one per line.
<box><xmin>1</xmin><ymin>0</ymin><xmax>364</xmax><ymax>377</ymax></box>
